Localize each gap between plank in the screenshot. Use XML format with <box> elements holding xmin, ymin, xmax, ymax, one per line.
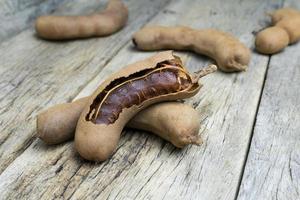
<box><xmin>235</xmin><ymin>0</ymin><xmax>285</xmax><ymax>198</ymax></box>
<box><xmin>234</xmin><ymin>55</ymin><xmax>272</xmax><ymax>200</ymax></box>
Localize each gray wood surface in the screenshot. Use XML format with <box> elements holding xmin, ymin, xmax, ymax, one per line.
<box><xmin>0</xmin><ymin>0</ymin><xmax>299</xmax><ymax>199</ymax></box>
<box><xmin>0</xmin><ymin>0</ymin><xmax>65</xmax><ymax>42</ymax></box>
<box><xmin>237</xmin><ymin>1</ymin><xmax>300</xmax><ymax>199</ymax></box>
<box><xmin>237</xmin><ymin>38</ymin><xmax>300</xmax><ymax>200</ymax></box>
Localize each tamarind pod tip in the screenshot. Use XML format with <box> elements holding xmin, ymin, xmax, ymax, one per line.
<box><xmin>36</xmin><ymin>113</ymin><xmax>49</xmax><ymax>143</ymax></box>
<box><xmin>221</xmin><ymin>63</ymin><xmax>248</xmax><ymax>72</ymax></box>
<box><xmin>239</xmin><ymin>65</ymin><xmax>248</xmax><ymax>71</ymax></box>
<box><xmin>192</xmin><ymin>136</ymin><xmax>203</xmax><ymax>146</ymax></box>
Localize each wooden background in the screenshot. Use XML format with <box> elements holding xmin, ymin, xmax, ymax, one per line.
<box><xmin>0</xmin><ymin>0</ymin><xmax>299</xmax><ymax>199</ymax></box>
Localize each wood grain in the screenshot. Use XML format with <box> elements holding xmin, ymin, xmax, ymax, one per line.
<box><xmin>237</xmin><ymin>1</ymin><xmax>300</xmax><ymax>199</ymax></box>
<box><xmin>0</xmin><ymin>0</ymin><xmax>65</xmax><ymax>42</ymax></box>
<box><xmin>0</xmin><ymin>0</ymin><xmax>281</xmax><ymax>199</ymax></box>
<box><xmin>0</xmin><ymin>0</ymin><xmax>171</xmax><ymax>174</ymax></box>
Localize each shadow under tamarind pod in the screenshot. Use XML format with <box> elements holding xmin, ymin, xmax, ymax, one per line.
<box><xmin>74</xmin><ymin>51</ymin><xmax>217</xmax><ymax>161</ymax></box>
<box><xmin>132</xmin><ymin>26</ymin><xmax>251</xmax><ymax>73</ymax></box>
<box><xmin>37</xmin><ymin>98</ymin><xmax>202</xmax><ymax>148</ymax></box>
<box><xmin>256</xmin><ymin>8</ymin><xmax>300</xmax><ymax>54</ymax></box>
<box><xmin>35</xmin><ymin>0</ymin><xmax>128</xmax><ymax>40</ymax></box>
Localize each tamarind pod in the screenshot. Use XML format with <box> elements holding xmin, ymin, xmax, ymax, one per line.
<box><xmin>37</xmin><ymin>98</ymin><xmax>201</xmax><ymax>147</ymax></box>
<box><xmin>255</xmin><ymin>8</ymin><xmax>300</xmax><ymax>54</ymax></box>
<box><xmin>132</xmin><ymin>26</ymin><xmax>251</xmax><ymax>72</ymax></box>
<box><xmin>269</xmin><ymin>8</ymin><xmax>300</xmax><ymax>24</ymax></box>
<box><xmin>35</xmin><ymin>0</ymin><xmax>128</xmax><ymax>40</ymax></box>
<box><xmin>37</xmin><ymin>97</ymin><xmax>89</xmax><ymax>144</ymax></box>
<box><xmin>127</xmin><ymin>102</ymin><xmax>202</xmax><ymax>148</ymax></box>
<box><xmin>75</xmin><ymin>51</ymin><xmax>216</xmax><ymax>161</ymax></box>
<box><xmin>255</xmin><ymin>27</ymin><xmax>289</xmax><ymax>54</ymax></box>
<box><xmin>276</xmin><ymin>18</ymin><xmax>300</xmax><ymax>43</ymax></box>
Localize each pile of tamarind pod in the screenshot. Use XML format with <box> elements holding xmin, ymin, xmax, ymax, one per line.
<box><xmin>132</xmin><ymin>26</ymin><xmax>251</xmax><ymax>73</ymax></box>
<box><xmin>255</xmin><ymin>8</ymin><xmax>300</xmax><ymax>54</ymax></box>
<box><xmin>37</xmin><ymin>99</ymin><xmax>202</xmax><ymax>148</ymax></box>
<box><xmin>35</xmin><ymin>0</ymin><xmax>128</xmax><ymax>40</ymax></box>
<box><xmin>37</xmin><ymin>51</ymin><xmax>217</xmax><ymax>161</ymax></box>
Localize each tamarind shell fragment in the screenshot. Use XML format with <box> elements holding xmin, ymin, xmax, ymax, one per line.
<box><xmin>75</xmin><ymin>51</ymin><xmax>213</xmax><ymax>161</ymax></box>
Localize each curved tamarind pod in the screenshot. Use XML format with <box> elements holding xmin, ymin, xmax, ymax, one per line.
<box><xmin>37</xmin><ymin>98</ymin><xmax>201</xmax><ymax>147</ymax></box>
<box><xmin>35</xmin><ymin>0</ymin><xmax>128</xmax><ymax>40</ymax></box>
<box><xmin>75</xmin><ymin>51</ymin><xmax>216</xmax><ymax>161</ymax></box>
<box><xmin>132</xmin><ymin>26</ymin><xmax>250</xmax><ymax>72</ymax></box>
<box><xmin>256</xmin><ymin>8</ymin><xmax>300</xmax><ymax>54</ymax></box>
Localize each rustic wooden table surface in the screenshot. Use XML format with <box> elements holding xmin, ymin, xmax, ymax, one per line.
<box><xmin>0</xmin><ymin>0</ymin><xmax>299</xmax><ymax>199</ymax></box>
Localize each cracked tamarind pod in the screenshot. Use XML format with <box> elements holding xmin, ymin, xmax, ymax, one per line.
<box><xmin>37</xmin><ymin>98</ymin><xmax>202</xmax><ymax>148</ymax></box>
<box><xmin>35</xmin><ymin>0</ymin><xmax>128</xmax><ymax>40</ymax></box>
<box><xmin>132</xmin><ymin>26</ymin><xmax>251</xmax><ymax>72</ymax></box>
<box><xmin>75</xmin><ymin>51</ymin><xmax>217</xmax><ymax>161</ymax></box>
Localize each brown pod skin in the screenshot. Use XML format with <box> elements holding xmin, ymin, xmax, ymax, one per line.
<box><xmin>132</xmin><ymin>26</ymin><xmax>251</xmax><ymax>72</ymax></box>
<box><xmin>276</xmin><ymin>18</ymin><xmax>300</xmax><ymax>43</ymax></box>
<box><xmin>37</xmin><ymin>98</ymin><xmax>201</xmax><ymax>148</ymax></box>
<box><xmin>255</xmin><ymin>27</ymin><xmax>289</xmax><ymax>54</ymax></box>
<box><xmin>35</xmin><ymin>0</ymin><xmax>128</xmax><ymax>40</ymax></box>
<box><xmin>37</xmin><ymin>97</ymin><xmax>89</xmax><ymax>144</ymax></box>
<box><xmin>269</xmin><ymin>8</ymin><xmax>300</xmax><ymax>24</ymax></box>
<box><xmin>256</xmin><ymin>8</ymin><xmax>300</xmax><ymax>54</ymax></box>
<box><xmin>75</xmin><ymin>51</ymin><xmax>216</xmax><ymax>161</ymax></box>
<box><xmin>127</xmin><ymin>102</ymin><xmax>201</xmax><ymax>148</ymax></box>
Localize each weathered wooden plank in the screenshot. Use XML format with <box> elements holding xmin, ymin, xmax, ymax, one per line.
<box><xmin>237</xmin><ymin>1</ymin><xmax>300</xmax><ymax>199</ymax></box>
<box><xmin>0</xmin><ymin>0</ymin><xmax>281</xmax><ymax>199</ymax></box>
<box><xmin>0</xmin><ymin>0</ymin><xmax>171</xmax><ymax>174</ymax></box>
<box><xmin>0</xmin><ymin>0</ymin><xmax>65</xmax><ymax>42</ymax></box>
